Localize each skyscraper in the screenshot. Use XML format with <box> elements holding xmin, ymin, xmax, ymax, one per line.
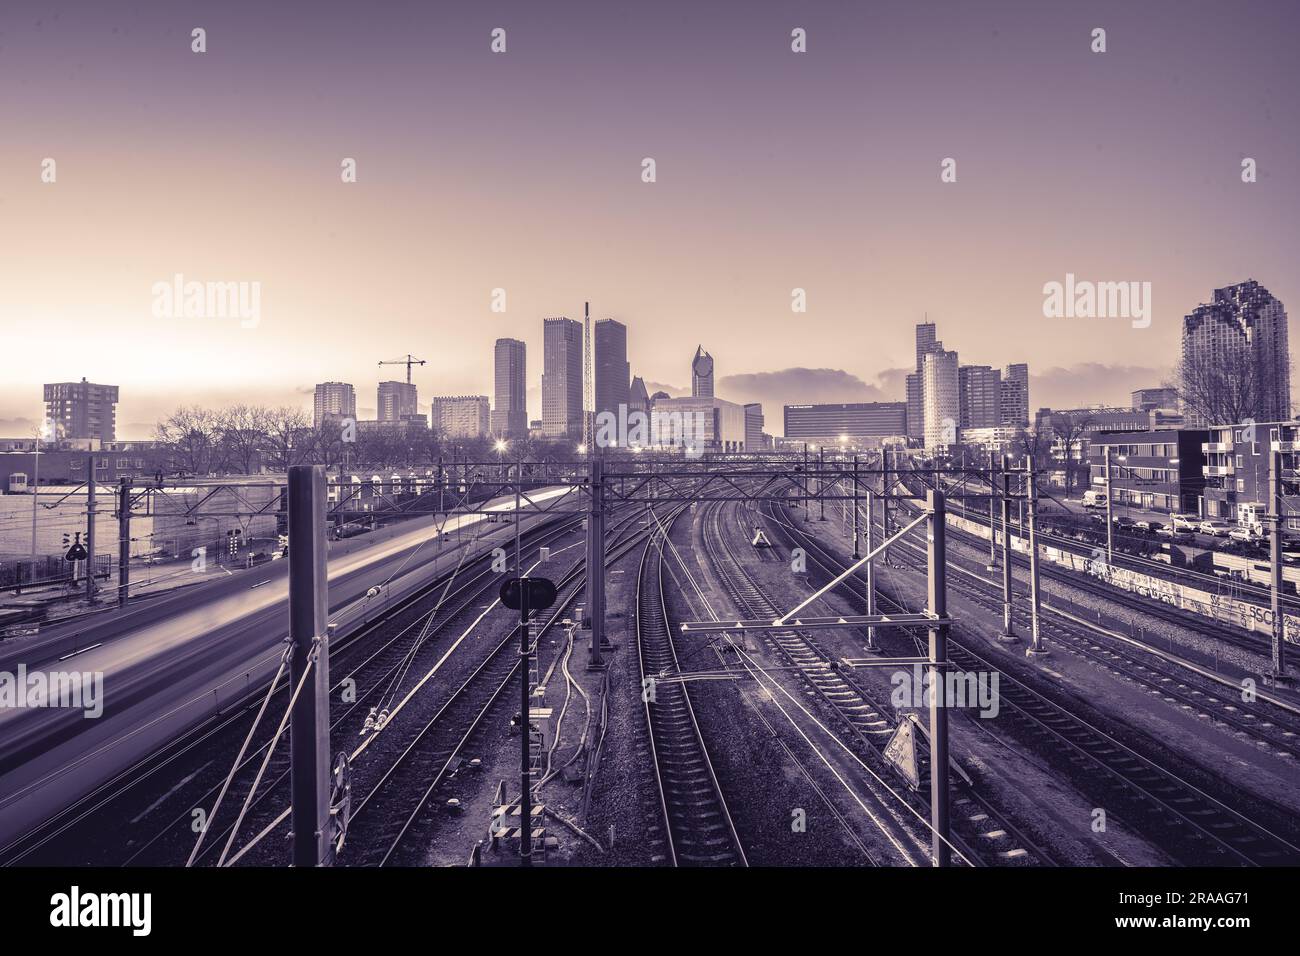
<box><xmin>492</xmin><ymin>338</ymin><xmax>528</xmax><ymax>438</ymax></box>
<box><xmin>377</xmin><ymin>381</ymin><xmax>418</xmax><ymax>422</ymax></box>
<box><xmin>594</xmin><ymin>319</ymin><xmax>630</xmax><ymax>421</ymax></box>
<box><xmin>958</xmin><ymin>365</ymin><xmax>1002</xmax><ymax>429</ymax></box>
<box><xmin>1000</xmin><ymin>363</ymin><xmax>1030</xmax><ymax>427</ymax></box>
<box><xmin>313</xmin><ymin>382</ymin><xmax>356</xmax><ymax>427</ymax></box>
<box><xmin>1181</xmin><ymin>280</ymin><xmax>1291</xmax><ymax>425</ymax></box>
<box><xmin>629</xmin><ymin>376</ymin><xmax>650</xmax><ymax>416</ymax></box>
<box><xmin>691</xmin><ymin>346</ymin><xmax>714</xmax><ymax>398</ymax></box>
<box><xmin>922</xmin><ymin>350</ymin><xmax>960</xmax><ymax>449</ymax></box>
<box><xmin>906</xmin><ymin>322</ymin><xmax>944</xmax><ymax>441</ymax></box>
<box><xmin>542</xmin><ymin>317</ymin><xmax>583</xmax><ymax>438</ymax></box>
<box><xmin>743</xmin><ymin>403</ymin><xmax>765</xmax><ymax>450</ymax></box>
<box><xmin>43</xmin><ymin>379</ymin><xmax>119</xmax><ymax>442</ymax></box>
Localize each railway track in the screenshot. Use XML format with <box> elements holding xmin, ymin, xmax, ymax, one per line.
<box><xmin>0</xmin><ymin>510</ymin><xmax>590</xmax><ymax>867</ymax></box>
<box><xmin>883</xmin><ymin>489</ymin><xmax>1300</xmax><ymax>761</ymax></box>
<box><xmin>711</xmin><ymin>500</ymin><xmax>1051</xmax><ymax>866</ymax></box>
<box><xmin>635</xmin><ymin>508</ymin><xmax>747</xmax><ymax>867</ymax></box>
<box><xmin>766</xmin><ymin>496</ymin><xmax>1300</xmax><ymax>866</ymax></box>
<box><xmin>335</xmin><ymin>506</ymin><xmax>663</xmax><ymax>867</ymax></box>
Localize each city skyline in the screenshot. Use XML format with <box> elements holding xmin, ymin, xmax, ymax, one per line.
<box><xmin>4</xmin><ymin>1</ymin><xmax>1298</xmax><ymax>437</ymax></box>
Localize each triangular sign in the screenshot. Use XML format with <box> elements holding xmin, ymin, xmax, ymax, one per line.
<box><xmin>883</xmin><ymin>720</ymin><xmax>920</xmax><ymax>790</ymax></box>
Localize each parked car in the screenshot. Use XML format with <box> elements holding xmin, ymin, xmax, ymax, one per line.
<box><xmin>1170</xmin><ymin>514</ymin><xmax>1199</xmax><ymax>531</ymax></box>
<box><xmin>1198</xmin><ymin>520</ymin><xmax>1232</xmax><ymax>537</ymax></box>
<box><xmin>1112</xmin><ymin>516</ymin><xmax>1136</xmax><ymax>529</ymax></box>
<box><xmin>1229</xmin><ymin>526</ymin><xmax>1265</xmax><ymax>543</ymax></box>
<box><xmin>1156</xmin><ymin>523</ymin><xmax>1194</xmax><ymax>538</ymax></box>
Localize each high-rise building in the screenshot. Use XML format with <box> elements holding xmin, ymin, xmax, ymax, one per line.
<box><xmin>922</xmin><ymin>350</ymin><xmax>960</xmax><ymax>449</ymax></box>
<box><xmin>743</xmin><ymin>403</ymin><xmax>765</xmax><ymax>451</ymax></box>
<box><xmin>629</xmin><ymin>376</ymin><xmax>650</xmax><ymax>416</ymax></box>
<box><xmin>1000</xmin><ymin>363</ymin><xmax>1030</xmax><ymax>427</ymax></box>
<box><xmin>313</xmin><ymin>382</ymin><xmax>356</xmax><ymax>427</ymax></box>
<box><xmin>958</xmin><ymin>365</ymin><xmax>1002</xmax><ymax>429</ymax></box>
<box><xmin>431</xmin><ymin>395</ymin><xmax>491</xmax><ymax>439</ymax></box>
<box><xmin>691</xmin><ymin>346</ymin><xmax>715</xmax><ymax>399</ymax></box>
<box><xmin>906</xmin><ymin>322</ymin><xmax>944</xmax><ymax>442</ymax></box>
<box><xmin>1181</xmin><ymin>280</ymin><xmax>1290</xmax><ymax>425</ymax></box>
<box><xmin>377</xmin><ymin>381</ymin><xmax>418</xmax><ymax>422</ymax></box>
<box><xmin>491</xmin><ymin>338</ymin><xmax>528</xmax><ymax>438</ymax></box>
<box><xmin>542</xmin><ymin>317</ymin><xmax>583</xmax><ymax>438</ymax></box>
<box><xmin>594</xmin><ymin>319</ymin><xmax>630</xmax><ymax>421</ymax></box>
<box><xmin>43</xmin><ymin>379</ymin><xmax>119</xmax><ymax>442</ymax></box>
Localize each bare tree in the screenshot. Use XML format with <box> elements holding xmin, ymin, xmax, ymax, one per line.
<box><xmin>153</xmin><ymin>406</ymin><xmax>222</xmax><ymax>476</ymax></box>
<box><xmin>218</xmin><ymin>404</ymin><xmax>271</xmax><ymax>475</ymax></box>
<box><xmin>263</xmin><ymin>406</ymin><xmax>315</xmax><ymax>470</ymax></box>
<box><xmin>1172</xmin><ymin>348</ymin><xmax>1266</xmax><ymax>426</ymax></box>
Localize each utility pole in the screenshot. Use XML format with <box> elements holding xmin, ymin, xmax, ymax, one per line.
<box><xmin>1104</xmin><ymin>446</ymin><xmax>1115</xmax><ymax>565</ymax></box>
<box><xmin>518</xmin><ymin>578</ymin><xmax>534</xmax><ymax>866</ymax></box>
<box><xmin>585</xmin><ymin>455</ymin><xmax>606</xmax><ymax>667</ymax></box>
<box><xmin>881</xmin><ymin>445</ymin><xmax>892</xmax><ymax>565</ymax></box>
<box><xmin>1269</xmin><ymin>448</ymin><xmax>1289</xmax><ymax>683</ymax></box>
<box><xmin>85</xmin><ymin>455</ymin><xmax>97</xmax><ymax>602</ymax></box>
<box><xmin>865</xmin><ymin>487</ymin><xmax>878</xmax><ymax>652</ymax></box>
<box><xmin>818</xmin><ymin>447</ymin><xmax>826</xmax><ymax>520</ymax></box>
<box><xmin>851</xmin><ymin>455</ymin><xmax>860</xmax><ymax>559</ymax></box>
<box><xmin>287</xmin><ymin>465</ymin><xmax>333</xmax><ymax>866</ymax></box>
<box><xmin>1025</xmin><ymin>455</ymin><xmax>1047</xmax><ymax>656</ymax></box>
<box><xmin>987</xmin><ymin>449</ymin><xmax>997</xmax><ymax>568</ymax></box>
<box><xmin>803</xmin><ymin>443</ymin><xmax>810</xmax><ymax>521</ymax></box>
<box><xmin>997</xmin><ymin>453</ymin><xmax>1016</xmax><ymax>642</ymax></box>
<box><xmin>926</xmin><ymin>487</ymin><xmax>950</xmax><ymax>867</ymax></box>
<box><xmin>117</xmin><ymin>478</ymin><xmax>131</xmax><ymax>608</ymax></box>
<box><xmin>30</xmin><ymin>432</ymin><xmax>41</xmax><ymax>559</ymax></box>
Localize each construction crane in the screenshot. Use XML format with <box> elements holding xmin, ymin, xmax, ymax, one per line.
<box><xmin>378</xmin><ymin>354</ymin><xmax>426</xmax><ymax>384</ymax></box>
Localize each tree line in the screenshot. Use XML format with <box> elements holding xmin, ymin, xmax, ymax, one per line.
<box><xmin>152</xmin><ymin>405</ymin><xmax>583</xmax><ymax>475</ymax></box>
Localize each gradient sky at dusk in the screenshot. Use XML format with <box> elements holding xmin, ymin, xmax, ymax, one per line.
<box><xmin>2</xmin><ymin>0</ymin><xmax>1298</xmax><ymax>437</ymax></box>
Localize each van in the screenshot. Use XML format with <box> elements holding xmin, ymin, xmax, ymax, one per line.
<box><xmin>1081</xmin><ymin>490</ymin><xmax>1108</xmax><ymax>509</ymax></box>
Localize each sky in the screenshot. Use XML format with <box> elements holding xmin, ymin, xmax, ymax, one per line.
<box><xmin>1</xmin><ymin>0</ymin><xmax>1298</xmax><ymax>438</ymax></box>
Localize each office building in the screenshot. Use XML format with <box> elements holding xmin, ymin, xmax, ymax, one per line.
<box><xmin>783</xmin><ymin>402</ymin><xmax>907</xmax><ymax>447</ymax></box>
<box><xmin>542</xmin><ymin>317</ymin><xmax>583</xmax><ymax>439</ymax></box>
<box><xmin>43</xmin><ymin>379</ymin><xmax>119</xmax><ymax>443</ymax></box>
<box><xmin>431</xmin><ymin>395</ymin><xmax>490</xmax><ymax>439</ymax></box>
<box><xmin>313</xmin><ymin>382</ymin><xmax>356</xmax><ymax>427</ymax></box>
<box><xmin>491</xmin><ymin>338</ymin><xmax>528</xmax><ymax>438</ymax></box>
<box><xmin>922</xmin><ymin>350</ymin><xmax>960</xmax><ymax>450</ymax></box>
<box><xmin>958</xmin><ymin>365</ymin><xmax>1002</xmax><ymax>429</ymax></box>
<box><xmin>691</xmin><ymin>346</ymin><xmax>715</xmax><ymax>399</ymax></box>
<box><xmin>1000</xmin><ymin>363</ymin><xmax>1029</xmax><ymax>427</ymax></box>
<box><xmin>743</xmin><ymin>403</ymin><xmax>765</xmax><ymax>451</ymax></box>
<box><xmin>377</xmin><ymin>381</ymin><xmax>418</xmax><ymax>422</ymax></box>
<box><xmin>594</xmin><ymin>319</ymin><xmax>630</xmax><ymax>421</ymax></box>
<box><xmin>649</xmin><ymin>396</ymin><xmax>746</xmax><ymax>454</ymax></box>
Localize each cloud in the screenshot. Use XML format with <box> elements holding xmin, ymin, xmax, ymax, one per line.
<box><xmin>1028</xmin><ymin>363</ymin><xmax>1170</xmax><ymax>410</ymax></box>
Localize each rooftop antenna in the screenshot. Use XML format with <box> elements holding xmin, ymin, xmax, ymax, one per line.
<box><xmin>583</xmin><ymin>302</ymin><xmax>593</xmax><ymax>452</ymax></box>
